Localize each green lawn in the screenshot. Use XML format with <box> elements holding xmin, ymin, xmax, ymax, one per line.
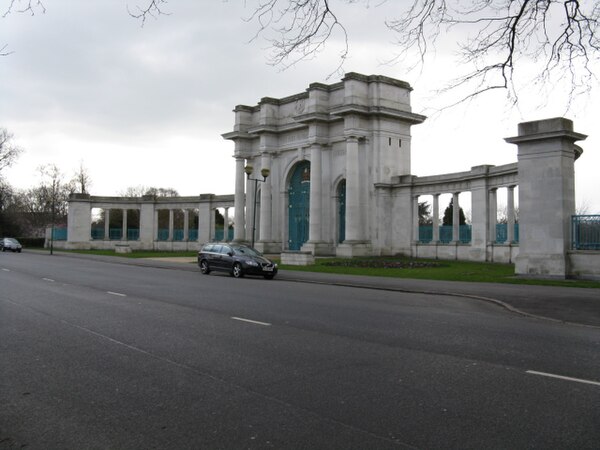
<box><xmin>277</xmin><ymin>256</ymin><xmax>600</xmax><ymax>288</ymax></box>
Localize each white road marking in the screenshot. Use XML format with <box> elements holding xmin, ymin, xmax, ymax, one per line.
<box><xmin>231</xmin><ymin>317</ymin><xmax>271</xmax><ymax>327</ymax></box>
<box><xmin>42</xmin><ymin>278</ymin><xmax>55</xmax><ymax>282</ymax></box>
<box><xmin>2</xmin><ymin>268</ymin><xmax>10</xmax><ymax>272</ymax></box>
<box><xmin>107</xmin><ymin>291</ymin><xmax>127</xmax><ymax>297</ymax></box>
<box><xmin>526</xmin><ymin>370</ymin><xmax>600</xmax><ymax>387</ymax></box>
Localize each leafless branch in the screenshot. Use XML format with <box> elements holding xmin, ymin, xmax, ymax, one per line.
<box><xmin>127</xmin><ymin>0</ymin><xmax>170</xmax><ymax>26</ymax></box>
<box><xmin>3</xmin><ymin>0</ymin><xmax>45</xmax><ymax>17</ymax></box>
<box><xmin>245</xmin><ymin>0</ymin><xmax>600</xmax><ymax>109</ymax></box>
<box><xmin>246</xmin><ymin>0</ymin><xmax>349</xmax><ymax>74</ymax></box>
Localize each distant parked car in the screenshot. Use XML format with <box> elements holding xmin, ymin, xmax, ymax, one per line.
<box><xmin>198</xmin><ymin>243</ymin><xmax>277</xmax><ymax>279</ymax></box>
<box><xmin>1</xmin><ymin>238</ymin><xmax>22</xmax><ymax>253</ymax></box>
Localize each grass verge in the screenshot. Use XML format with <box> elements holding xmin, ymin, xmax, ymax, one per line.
<box><xmin>51</xmin><ymin>250</ymin><xmax>600</xmax><ymax>288</ymax></box>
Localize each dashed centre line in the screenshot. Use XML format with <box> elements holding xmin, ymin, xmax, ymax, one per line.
<box><xmin>107</xmin><ymin>291</ymin><xmax>127</xmax><ymax>297</ymax></box>
<box><xmin>2</xmin><ymin>268</ymin><xmax>10</xmax><ymax>272</ymax></box>
<box><xmin>42</xmin><ymin>278</ymin><xmax>55</xmax><ymax>282</ymax></box>
<box><xmin>526</xmin><ymin>370</ymin><xmax>600</xmax><ymax>387</ymax></box>
<box><xmin>231</xmin><ymin>317</ymin><xmax>271</xmax><ymax>327</ymax></box>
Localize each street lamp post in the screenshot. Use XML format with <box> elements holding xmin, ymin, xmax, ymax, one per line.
<box><xmin>244</xmin><ymin>165</ymin><xmax>270</xmax><ymax>248</ymax></box>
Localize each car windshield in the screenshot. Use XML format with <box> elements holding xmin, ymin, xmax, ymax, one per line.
<box><xmin>232</xmin><ymin>246</ymin><xmax>262</xmax><ymax>257</ymax></box>
<box><xmin>5</xmin><ymin>238</ymin><xmax>19</xmax><ymax>244</ymax></box>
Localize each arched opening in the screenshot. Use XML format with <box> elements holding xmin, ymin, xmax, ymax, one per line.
<box><xmin>288</xmin><ymin>161</ymin><xmax>310</xmax><ymax>250</ymax></box>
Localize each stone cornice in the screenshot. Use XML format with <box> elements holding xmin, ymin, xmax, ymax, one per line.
<box><xmin>221</xmin><ymin>131</ymin><xmax>255</xmax><ymax>140</ymax></box>
<box><xmin>343</xmin><ymin>72</ymin><xmax>413</xmax><ymax>91</ymax></box>
<box><xmin>329</xmin><ymin>104</ymin><xmax>427</xmax><ymax>124</ymax></box>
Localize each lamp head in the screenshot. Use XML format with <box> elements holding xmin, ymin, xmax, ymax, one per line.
<box><xmin>261</xmin><ymin>168</ymin><xmax>270</xmax><ymax>179</ymax></box>
<box><xmin>244</xmin><ymin>165</ymin><xmax>253</xmax><ymax>176</ymax></box>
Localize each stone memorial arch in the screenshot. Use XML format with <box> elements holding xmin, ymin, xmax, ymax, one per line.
<box><xmin>223</xmin><ymin>72</ymin><xmax>426</xmax><ymax>257</ymax></box>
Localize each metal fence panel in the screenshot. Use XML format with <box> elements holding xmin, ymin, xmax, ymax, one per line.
<box><xmin>572</xmin><ymin>215</ymin><xmax>600</xmax><ymax>250</ymax></box>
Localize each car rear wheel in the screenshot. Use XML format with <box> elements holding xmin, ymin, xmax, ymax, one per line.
<box><xmin>232</xmin><ymin>263</ymin><xmax>243</xmax><ymax>278</ymax></box>
<box><xmin>200</xmin><ymin>260</ymin><xmax>210</xmax><ymax>274</ymax></box>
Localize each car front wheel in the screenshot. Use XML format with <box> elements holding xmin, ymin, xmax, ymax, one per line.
<box><xmin>200</xmin><ymin>260</ymin><xmax>210</xmax><ymax>274</ymax></box>
<box><xmin>232</xmin><ymin>263</ymin><xmax>243</xmax><ymax>278</ymax></box>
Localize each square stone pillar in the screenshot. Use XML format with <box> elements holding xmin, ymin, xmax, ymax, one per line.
<box><xmin>66</xmin><ymin>194</ymin><xmax>91</xmax><ymax>249</ymax></box>
<box><xmin>505</xmin><ymin>117</ymin><xmax>586</xmax><ymax>278</ymax></box>
<box><xmin>139</xmin><ymin>196</ymin><xmax>155</xmax><ymax>249</ymax></box>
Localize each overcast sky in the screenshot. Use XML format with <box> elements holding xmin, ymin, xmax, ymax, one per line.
<box><xmin>1</xmin><ymin>0</ymin><xmax>598</xmax><ymax>213</ymax></box>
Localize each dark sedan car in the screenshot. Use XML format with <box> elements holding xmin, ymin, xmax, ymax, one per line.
<box><xmin>1</xmin><ymin>238</ymin><xmax>22</xmax><ymax>253</ymax></box>
<box><xmin>198</xmin><ymin>243</ymin><xmax>277</xmax><ymax>279</ymax></box>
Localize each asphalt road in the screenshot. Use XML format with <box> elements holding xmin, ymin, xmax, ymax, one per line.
<box><xmin>1</xmin><ymin>252</ymin><xmax>599</xmax><ymax>449</ymax></box>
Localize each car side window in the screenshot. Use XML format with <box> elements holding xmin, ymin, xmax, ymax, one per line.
<box><xmin>211</xmin><ymin>244</ymin><xmax>222</xmax><ymax>254</ymax></box>
<box><xmin>203</xmin><ymin>244</ymin><xmax>213</xmax><ymax>253</ymax></box>
<box><xmin>220</xmin><ymin>245</ymin><xmax>231</xmax><ymax>255</ymax></box>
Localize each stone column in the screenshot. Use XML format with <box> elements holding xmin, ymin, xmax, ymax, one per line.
<box><xmin>412</xmin><ymin>195</ymin><xmax>420</xmax><ymax>243</ymax></box>
<box><xmin>489</xmin><ymin>188</ymin><xmax>497</xmax><ymax>243</ymax></box>
<box><xmin>432</xmin><ymin>194</ymin><xmax>440</xmax><ymax>242</ymax></box>
<box><xmin>223</xmin><ymin>207</ymin><xmax>230</xmax><ymax>242</ymax></box>
<box><xmin>308</xmin><ymin>144</ymin><xmax>322</xmax><ymax>243</ymax></box>
<box><xmin>154</xmin><ymin>210</ymin><xmax>159</xmax><ymax>241</ymax></box>
<box><xmin>168</xmin><ymin>209</ymin><xmax>174</xmax><ymax>241</ymax></box>
<box><xmin>121</xmin><ymin>209</ymin><xmax>128</xmax><ymax>241</ymax></box>
<box><xmin>104</xmin><ymin>209</ymin><xmax>110</xmax><ymax>240</ymax></box>
<box><xmin>469</xmin><ymin>168</ymin><xmax>491</xmax><ymax>261</ymax></box>
<box><xmin>183</xmin><ymin>209</ymin><xmax>189</xmax><ymax>241</ymax></box>
<box><xmin>345</xmin><ymin>136</ymin><xmax>362</xmax><ymax>242</ymax></box>
<box><xmin>302</xmin><ymin>144</ymin><xmax>330</xmax><ymax>255</ymax></box>
<box><xmin>233</xmin><ymin>157</ymin><xmax>246</xmax><ymax>242</ymax></box>
<box><xmin>210</xmin><ymin>209</ymin><xmax>217</xmax><ymax>242</ymax></box>
<box><xmin>259</xmin><ymin>153</ymin><xmax>272</xmax><ymax>244</ymax></box>
<box><xmin>452</xmin><ymin>193</ymin><xmax>460</xmax><ymax>243</ymax></box>
<box><xmin>505</xmin><ymin>117</ymin><xmax>586</xmax><ymax>278</ymax></box>
<box><xmin>507</xmin><ymin>186</ymin><xmax>516</xmax><ymax>243</ymax></box>
<box><xmin>336</xmin><ymin>136</ymin><xmax>369</xmax><ymax>257</ymax></box>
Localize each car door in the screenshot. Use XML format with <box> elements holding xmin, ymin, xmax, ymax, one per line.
<box><xmin>219</xmin><ymin>245</ymin><xmax>235</xmax><ymax>271</ymax></box>
<box><xmin>208</xmin><ymin>244</ymin><xmax>223</xmax><ymax>269</ymax></box>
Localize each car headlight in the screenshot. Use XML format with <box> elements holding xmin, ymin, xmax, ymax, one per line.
<box><xmin>246</xmin><ymin>260</ymin><xmax>259</xmax><ymax>267</ymax></box>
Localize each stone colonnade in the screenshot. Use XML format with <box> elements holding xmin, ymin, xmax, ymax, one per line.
<box><xmin>65</xmin><ymin>194</ymin><xmax>234</xmax><ymax>251</ymax></box>
<box><xmin>381</xmin><ymin>163</ymin><xmax>519</xmax><ymax>263</ymax></box>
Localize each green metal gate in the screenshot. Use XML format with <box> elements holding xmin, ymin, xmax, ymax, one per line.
<box><xmin>338</xmin><ymin>179</ymin><xmax>346</xmax><ymax>243</ymax></box>
<box><xmin>288</xmin><ymin>161</ymin><xmax>310</xmax><ymax>250</ymax></box>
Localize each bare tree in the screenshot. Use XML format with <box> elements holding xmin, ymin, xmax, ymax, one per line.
<box><xmin>120</xmin><ymin>185</ymin><xmax>179</xmax><ymax>197</ymax></box>
<box><xmin>68</xmin><ymin>161</ymin><xmax>92</xmax><ymax>195</ymax></box>
<box><xmin>0</xmin><ymin>128</ymin><xmax>22</xmax><ymax>175</ymax></box>
<box><xmin>244</xmin><ymin>1</ymin><xmax>600</xmax><ymax>107</ymax></box>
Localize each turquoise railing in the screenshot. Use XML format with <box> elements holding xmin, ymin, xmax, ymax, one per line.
<box><xmin>419</xmin><ymin>225</ymin><xmax>471</xmax><ymax>244</ymax></box>
<box><xmin>419</xmin><ymin>224</ymin><xmax>519</xmax><ymax>244</ymax></box>
<box><xmin>52</xmin><ymin>228</ymin><xmax>68</xmax><ymax>241</ymax></box>
<box><xmin>495</xmin><ymin>223</ymin><xmax>519</xmax><ymax>243</ymax></box>
<box><xmin>572</xmin><ymin>215</ymin><xmax>600</xmax><ymax>250</ymax></box>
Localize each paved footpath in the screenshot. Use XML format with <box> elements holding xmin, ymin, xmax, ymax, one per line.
<box><xmin>40</xmin><ymin>251</ymin><xmax>600</xmax><ymax>328</ymax></box>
